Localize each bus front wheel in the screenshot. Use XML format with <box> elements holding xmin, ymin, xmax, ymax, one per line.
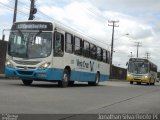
<box><xmin>130</xmin><ymin>81</ymin><xmax>133</xmax><ymax>84</ymax></box>
<box><xmin>58</xmin><ymin>69</ymin><xmax>70</xmax><ymax>87</ymax></box>
<box><xmin>147</xmin><ymin>78</ymin><xmax>151</xmax><ymax>85</ymax></box>
<box><xmin>22</xmin><ymin>79</ymin><xmax>33</xmax><ymax>86</ymax></box>
<box><xmin>151</xmin><ymin>79</ymin><xmax>155</xmax><ymax>85</ymax></box>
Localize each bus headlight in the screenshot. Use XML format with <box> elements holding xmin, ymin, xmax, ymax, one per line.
<box><xmin>38</xmin><ymin>62</ymin><xmax>51</xmax><ymax>70</ymax></box>
<box><xmin>144</xmin><ymin>75</ymin><xmax>148</xmax><ymax>79</ymax></box>
<box><xmin>127</xmin><ymin>74</ymin><xmax>131</xmax><ymax>77</ymax></box>
<box><xmin>127</xmin><ymin>74</ymin><xmax>133</xmax><ymax>80</ymax></box>
<box><xmin>5</xmin><ymin>60</ymin><xmax>14</xmax><ymax>68</ymax></box>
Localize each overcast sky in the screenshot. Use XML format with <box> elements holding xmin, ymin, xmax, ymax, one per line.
<box><xmin>0</xmin><ymin>0</ymin><xmax>160</xmax><ymax>70</ymax></box>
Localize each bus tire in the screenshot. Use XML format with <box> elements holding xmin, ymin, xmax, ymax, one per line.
<box><xmin>58</xmin><ymin>69</ymin><xmax>70</xmax><ymax>87</ymax></box>
<box><xmin>147</xmin><ymin>78</ymin><xmax>151</xmax><ymax>85</ymax></box>
<box><xmin>153</xmin><ymin>80</ymin><xmax>155</xmax><ymax>85</ymax></box>
<box><xmin>69</xmin><ymin>81</ymin><xmax>74</xmax><ymax>86</ymax></box>
<box><xmin>151</xmin><ymin>79</ymin><xmax>155</xmax><ymax>85</ymax></box>
<box><xmin>88</xmin><ymin>72</ymin><xmax>100</xmax><ymax>86</ymax></box>
<box><xmin>130</xmin><ymin>81</ymin><xmax>133</xmax><ymax>84</ymax></box>
<box><xmin>22</xmin><ymin>79</ymin><xmax>33</xmax><ymax>86</ymax></box>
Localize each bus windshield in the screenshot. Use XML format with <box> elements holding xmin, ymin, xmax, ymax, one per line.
<box><xmin>8</xmin><ymin>31</ymin><xmax>52</xmax><ymax>59</ymax></box>
<box><xmin>128</xmin><ymin>61</ymin><xmax>149</xmax><ymax>74</ymax></box>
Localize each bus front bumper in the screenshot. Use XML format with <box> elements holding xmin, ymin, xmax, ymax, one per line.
<box><xmin>127</xmin><ymin>75</ymin><xmax>150</xmax><ymax>83</ymax></box>
<box><xmin>5</xmin><ymin>67</ymin><xmax>63</xmax><ymax>81</ymax></box>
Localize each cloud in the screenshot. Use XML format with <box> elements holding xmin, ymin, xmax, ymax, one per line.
<box><xmin>0</xmin><ymin>0</ymin><xmax>11</xmax><ymax>15</ymax></box>
<box><xmin>0</xmin><ymin>0</ymin><xmax>9</xmax><ymax>4</ymax></box>
<box><xmin>0</xmin><ymin>0</ymin><xmax>159</xmax><ymax>69</ymax></box>
<box><xmin>37</xmin><ymin>0</ymin><xmax>158</xmax><ymax>68</ymax></box>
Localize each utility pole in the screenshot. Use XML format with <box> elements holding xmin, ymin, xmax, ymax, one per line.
<box><xmin>135</xmin><ymin>42</ymin><xmax>142</xmax><ymax>58</ymax></box>
<box><xmin>108</xmin><ymin>20</ymin><xmax>119</xmax><ymax>79</ymax></box>
<box><xmin>28</xmin><ymin>0</ymin><xmax>37</xmax><ymax>20</ymax></box>
<box><xmin>145</xmin><ymin>52</ymin><xmax>150</xmax><ymax>59</ymax></box>
<box><xmin>13</xmin><ymin>0</ymin><xmax>18</xmax><ymax>23</ymax></box>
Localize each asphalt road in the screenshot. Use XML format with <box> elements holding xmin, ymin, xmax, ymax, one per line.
<box><xmin>0</xmin><ymin>79</ymin><xmax>160</xmax><ymax>115</ymax></box>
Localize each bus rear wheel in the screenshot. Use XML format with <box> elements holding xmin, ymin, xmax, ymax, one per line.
<box><xmin>58</xmin><ymin>69</ymin><xmax>70</xmax><ymax>87</ymax></box>
<box><xmin>22</xmin><ymin>79</ymin><xmax>33</xmax><ymax>86</ymax></box>
<box><xmin>69</xmin><ymin>81</ymin><xmax>74</xmax><ymax>86</ymax></box>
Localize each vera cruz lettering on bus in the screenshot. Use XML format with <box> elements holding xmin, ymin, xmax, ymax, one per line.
<box><xmin>76</xmin><ymin>59</ymin><xmax>94</xmax><ymax>71</ymax></box>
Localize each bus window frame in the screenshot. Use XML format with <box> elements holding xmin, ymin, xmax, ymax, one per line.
<box><xmin>83</xmin><ymin>40</ymin><xmax>90</xmax><ymax>58</ymax></box>
<box><xmin>97</xmin><ymin>47</ymin><xmax>103</xmax><ymax>61</ymax></box>
<box><xmin>74</xmin><ymin>36</ymin><xmax>82</xmax><ymax>56</ymax></box>
<box><xmin>53</xmin><ymin>31</ymin><xmax>64</xmax><ymax>57</ymax></box>
<box><xmin>65</xmin><ymin>32</ymin><xmax>74</xmax><ymax>54</ymax></box>
<box><xmin>102</xmin><ymin>49</ymin><xmax>107</xmax><ymax>63</ymax></box>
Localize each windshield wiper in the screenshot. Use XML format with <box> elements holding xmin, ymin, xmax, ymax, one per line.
<box><xmin>33</xmin><ymin>30</ymin><xmax>42</xmax><ymax>41</ymax></box>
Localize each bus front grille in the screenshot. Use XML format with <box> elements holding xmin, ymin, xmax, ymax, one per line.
<box><xmin>134</xmin><ymin>77</ymin><xmax>141</xmax><ymax>80</ymax></box>
<box><xmin>14</xmin><ymin>60</ymin><xmax>41</xmax><ymax>65</ymax></box>
<box><xmin>17</xmin><ymin>71</ymin><xmax>33</xmax><ymax>75</ymax></box>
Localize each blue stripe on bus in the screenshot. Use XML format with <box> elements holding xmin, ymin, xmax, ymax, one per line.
<box><xmin>5</xmin><ymin>67</ymin><xmax>109</xmax><ymax>82</ymax></box>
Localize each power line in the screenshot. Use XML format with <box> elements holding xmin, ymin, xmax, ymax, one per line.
<box><xmin>35</xmin><ymin>2</ymin><xmax>111</xmax><ymax>48</ymax></box>
<box><xmin>0</xmin><ymin>2</ymin><xmax>29</xmax><ymax>16</ymax></box>
<box><xmin>1</xmin><ymin>1</ymin><xmax>110</xmax><ymax>48</ymax></box>
<box><xmin>0</xmin><ymin>1</ymin><xmax>40</xmax><ymax>20</ymax></box>
<box><xmin>36</xmin><ymin>10</ymin><xmax>110</xmax><ymax>48</ymax></box>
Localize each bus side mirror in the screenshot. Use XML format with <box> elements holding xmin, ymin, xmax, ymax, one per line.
<box><xmin>126</xmin><ymin>62</ymin><xmax>128</xmax><ymax>66</ymax></box>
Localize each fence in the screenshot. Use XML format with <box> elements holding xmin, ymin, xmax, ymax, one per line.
<box><xmin>111</xmin><ymin>65</ymin><xmax>127</xmax><ymax>80</ymax></box>
<box><xmin>0</xmin><ymin>40</ymin><xmax>8</xmax><ymax>74</ymax></box>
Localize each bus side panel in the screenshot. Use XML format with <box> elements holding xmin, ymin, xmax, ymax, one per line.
<box><xmin>70</xmin><ymin>71</ymin><xmax>95</xmax><ymax>82</ymax></box>
<box><xmin>70</xmin><ymin>71</ymin><xmax>109</xmax><ymax>82</ymax></box>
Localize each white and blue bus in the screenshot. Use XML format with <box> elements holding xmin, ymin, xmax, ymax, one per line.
<box><xmin>127</xmin><ymin>58</ymin><xmax>157</xmax><ymax>85</ymax></box>
<box><xmin>5</xmin><ymin>21</ymin><xmax>110</xmax><ymax>87</ymax></box>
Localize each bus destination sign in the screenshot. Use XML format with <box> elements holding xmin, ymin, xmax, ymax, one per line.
<box><xmin>130</xmin><ymin>58</ymin><xmax>148</xmax><ymax>63</ymax></box>
<box><xmin>12</xmin><ymin>22</ymin><xmax>53</xmax><ymax>31</ymax></box>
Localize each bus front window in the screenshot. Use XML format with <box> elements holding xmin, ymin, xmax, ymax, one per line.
<box><xmin>8</xmin><ymin>31</ymin><xmax>52</xmax><ymax>59</ymax></box>
<box><xmin>128</xmin><ymin>62</ymin><xmax>148</xmax><ymax>74</ymax></box>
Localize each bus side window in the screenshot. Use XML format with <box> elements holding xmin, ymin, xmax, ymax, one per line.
<box><xmin>74</xmin><ymin>36</ymin><xmax>82</xmax><ymax>55</ymax></box>
<box><xmin>83</xmin><ymin>41</ymin><xmax>90</xmax><ymax>58</ymax></box>
<box><xmin>65</xmin><ymin>33</ymin><xmax>73</xmax><ymax>53</ymax></box>
<box><xmin>54</xmin><ymin>32</ymin><xmax>64</xmax><ymax>57</ymax></box>
<box><xmin>90</xmin><ymin>44</ymin><xmax>97</xmax><ymax>60</ymax></box>
<box><xmin>97</xmin><ymin>47</ymin><xmax>102</xmax><ymax>61</ymax></box>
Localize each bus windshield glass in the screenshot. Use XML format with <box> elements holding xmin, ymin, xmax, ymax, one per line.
<box><xmin>8</xmin><ymin>31</ymin><xmax>52</xmax><ymax>59</ymax></box>
<box><xmin>128</xmin><ymin>61</ymin><xmax>149</xmax><ymax>74</ymax></box>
